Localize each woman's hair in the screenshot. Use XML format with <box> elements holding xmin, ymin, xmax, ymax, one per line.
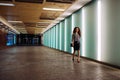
<box><xmin>73</xmin><ymin>27</ymin><xmax>81</xmax><ymax>37</ymax></box>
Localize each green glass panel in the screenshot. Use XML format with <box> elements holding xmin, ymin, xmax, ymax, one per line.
<box><xmin>58</xmin><ymin>23</ymin><xmax>60</xmax><ymax>50</ymax></box>
<box><xmin>60</xmin><ymin>22</ymin><xmax>62</xmax><ymax>50</ymax></box>
<box><xmin>53</xmin><ymin>26</ymin><xmax>56</xmax><ymax>48</ymax></box>
<box><xmin>65</xmin><ymin>16</ymin><xmax>72</xmax><ymax>53</ymax></box>
<box><xmin>101</xmin><ymin>0</ymin><xmax>120</xmax><ymax>66</ymax></box>
<box><xmin>82</xmin><ymin>1</ymin><xmax>97</xmax><ymax>59</ymax></box>
<box><xmin>55</xmin><ymin>25</ymin><xmax>58</xmax><ymax>49</ymax></box>
<box><xmin>61</xmin><ymin>20</ymin><xmax>65</xmax><ymax>51</ymax></box>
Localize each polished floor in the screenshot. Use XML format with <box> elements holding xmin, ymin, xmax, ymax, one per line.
<box><xmin>0</xmin><ymin>46</ymin><xmax>120</xmax><ymax>80</ymax></box>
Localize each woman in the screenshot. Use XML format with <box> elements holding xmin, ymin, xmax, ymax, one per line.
<box><xmin>72</xmin><ymin>27</ymin><xmax>81</xmax><ymax>63</ymax></box>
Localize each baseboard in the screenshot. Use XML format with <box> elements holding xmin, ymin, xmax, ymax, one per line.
<box><xmin>43</xmin><ymin>46</ymin><xmax>120</xmax><ymax>69</ymax></box>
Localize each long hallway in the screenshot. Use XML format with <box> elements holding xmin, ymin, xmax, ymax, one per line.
<box><xmin>0</xmin><ymin>46</ymin><xmax>120</xmax><ymax>80</ymax></box>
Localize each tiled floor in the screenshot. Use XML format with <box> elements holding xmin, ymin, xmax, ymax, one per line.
<box><xmin>0</xmin><ymin>46</ymin><xmax>120</xmax><ymax>80</ymax></box>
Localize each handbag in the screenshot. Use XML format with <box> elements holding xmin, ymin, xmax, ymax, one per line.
<box><xmin>70</xmin><ymin>43</ymin><xmax>73</xmax><ymax>47</ymax></box>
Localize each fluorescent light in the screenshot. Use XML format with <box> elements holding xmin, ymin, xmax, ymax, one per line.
<box><xmin>56</xmin><ymin>17</ymin><xmax>64</xmax><ymax>21</ymax></box>
<box><xmin>97</xmin><ymin>0</ymin><xmax>101</xmax><ymax>61</ymax></box>
<box><xmin>71</xmin><ymin>15</ymin><xmax>74</xmax><ymax>53</ymax></box>
<box><xmin>8</xmin><ymin>21</ymin><xmax>23</xmax><ymax>23</ymax></box>
<box><xmin>0</xmin><ymin>3</ymin><xmax>15</xmax><ymax>6</ymax></box>
<box><xmin>82</xmin><ymin>8</ymin><xmax>86</xmax><ymax>56</ymax></box>
<box><xmin>43</xmin><ymin>8</ymin><xmax>64</xmax><ymax>11</ymax></box>
<box><xmin>37</xmin><ymin>22</ymin><xmax>50</xmax><ymax>23</ymax></box>
<box><xmin>60</xmin><ymin>23</ymin><xmax>62</xmax><ymax>50</ymax></box>
<box><xmin>64</xmin><ymin>19</ymin><xmax>67</xmax><ymax>51</ymax></box>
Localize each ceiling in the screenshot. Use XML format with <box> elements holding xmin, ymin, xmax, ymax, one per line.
<box><xmin>0</xmin><ymin>0</ymin><xmax>90</xmax><ymax>34</ymax></box>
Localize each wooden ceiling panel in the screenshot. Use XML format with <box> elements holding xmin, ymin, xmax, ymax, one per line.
<box><xmin>46</xmin><ymin>0</ymin><xmax>75</xmax><ymax>4</ymax></box>
<box><xmin>11</xmin><ymin>23</ymin><xmax>25</xmax><ymax>27</ymax></box>
<box><xmin>24</xmin><ymin>23</ymin><xmax>36</xmax><ymax>27</ymax></box>
<box><xmin>0</xmin><ymin>7</ymin><xmax>18</xmax><ymax>16</ymax></box>
<box><xmin>35</xmin><ymin>28</ymin><xmax>45</xmax><ymax>34</ymax></box>
<box><xmin>2</xmin><ymin>15</ymin><xmax>19</xmax><ymax>21</ymax></box>
<box><xmin>40</xmin><ymin>2</ymin><xmax>71</xmax><ymax>20</ymax></box>
<box><xmin>37</xmin><ymin>23</ymin><xmax>49</xmax><ymax>27</ymax></box>
<box><xmin>26</xmin><ymin>27</ymin><xmax>35</xmax><ymax>34</ymax></box>
<box><xmin>40</xmin><ymin>12</ymin><xmax>57</xmax><ymax>20</ymax></box>
<box><xmin>43</xmin><ymin>2</ymin><xmax>71</xmax><ymax>10</ymax></box>
<box><xmin>0</xmin><ymin>0</ymin><xmax>73</xmax><ymax>34</ymax></box>
<box><xmin>15</xmin><ymin>2</ymin><xmax>43</xmax><ymax>10</ymax></box>
<box><xmin>15</xmin><ymin>0</ymin><xmax>43</xmax><ymax>3</ymax></box>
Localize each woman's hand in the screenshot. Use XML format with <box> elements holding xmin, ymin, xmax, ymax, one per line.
<box><xmin>72</xmin><ymin>42</ymin><xmax>74</xmax><ymax>47</ymax></box>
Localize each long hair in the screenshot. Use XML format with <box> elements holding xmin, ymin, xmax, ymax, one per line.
<box><xmin>73</xmin><ymin>27</ymin><xmax>81</xmax><ymax>37</ymax></box>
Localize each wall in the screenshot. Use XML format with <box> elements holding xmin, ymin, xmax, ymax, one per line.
<box><xmin>0</xmin><ymin>29</ymin><xmax>7</xmax><ymax>49</ymax></box>
<box><xmin>43</xmin><ymin>0</ymin><xmax>120</xmax><ymax>67</ymax></box>
<box><xmin>82</xmin><ymin>1</ymin><xmax>98</xmax><ymax>60</ymax></box>
<box><xmin>43</xmin><ymin>0</ymin><xmax>98</xmax><ymax>56</ymax></box>
<box><xmin>101</xmin><ymin>0</ymin><xmax>120</xmax><ymax>66</ymax></box>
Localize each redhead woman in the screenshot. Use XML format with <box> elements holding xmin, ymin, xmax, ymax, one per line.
<box><xmin>72</xmin><ymin>27</ymin><xmax>81</xmax><ymax>63</ymax></box>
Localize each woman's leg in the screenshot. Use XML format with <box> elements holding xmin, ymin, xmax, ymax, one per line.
<box><xmin>72</xmin><ymin>50</ymin><xmax>76</xmax><ymax>61</ymax></box>
<box><xmin>77</xmin><ymin>50</ymin><xmax>80</xmax><ymax>62</ymax></box>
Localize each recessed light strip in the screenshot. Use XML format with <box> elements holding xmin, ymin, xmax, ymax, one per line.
<box><xmin>43</xmin><ymin>8</ymin><xmax>64</xmax><ymax>11</ymax></box>
<box><xmin>0</xmin><ymin>3</ymin><xmax>15</xmax><ymax>6</ymax></box>
<box><xmin>8</xmin><ymin>21</ymin><xmax>23</xmax><ymax>23</ymax></box>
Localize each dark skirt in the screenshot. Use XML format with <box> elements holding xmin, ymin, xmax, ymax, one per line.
<box><xmin>74</xmin><ymin>41</ymin><xmax>80</xmax><ymax>50</ymax></box>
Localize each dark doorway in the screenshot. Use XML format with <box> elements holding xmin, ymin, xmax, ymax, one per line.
<box><xmin>16</xmin><ymin>34</ymin><xmax>41</xmax><ymax>46</ymax></box>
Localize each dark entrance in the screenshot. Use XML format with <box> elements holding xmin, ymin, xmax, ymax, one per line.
<box><xmin>16</xmin><ymin>34</ymin><xmax>41</xmax><ymax>46</ymax></box>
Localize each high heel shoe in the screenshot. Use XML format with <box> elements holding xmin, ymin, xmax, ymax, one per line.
<box><xmin>77</xmin><ymin>58</ymin><xmax>80</xmax><ymax>63</ymax></box>
<box><xmin>72</xmin><ymin>58</ymin><xmax>74</xmax><ymax>62</ymax></box>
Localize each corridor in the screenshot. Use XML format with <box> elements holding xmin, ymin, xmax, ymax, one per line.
<box><xmin>0</xmin><ymin>46</ymin><xmax>120</xmax><ymax>80</ymax></box>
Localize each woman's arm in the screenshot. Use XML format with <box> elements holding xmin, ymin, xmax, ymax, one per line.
<box><xmin>72</xmin><ymin>34</ymin><xmax>74</xmax><ymax>42</ymax></box>
<box><xmin>72</xmin><ymin>34</ymin><xmax>74</xmax><ymax>46</ymax></box>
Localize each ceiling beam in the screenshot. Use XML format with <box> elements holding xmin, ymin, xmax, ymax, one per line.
<box><xmin>0</xmin><ymin>16</ymin><xmax>20</xmax><ymax>34</ymax></box>
<box><xmin>12</xmin><ymin>0</ymin><xmax>15</xmax><ymax>3</ymax></box>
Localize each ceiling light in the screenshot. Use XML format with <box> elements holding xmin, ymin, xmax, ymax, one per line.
<box><xmin>37</xmin><ymin>22</ymin><xmax>50</xmax><ymax>23</ymax></box>
<box><xmin>43</xmin><ymin>8</ymin><xmax>65</xmax><ymax>11</ymax></box>
<box><xmin>0</xmin><ymin>3</ymin><xmax>15</xmax><ymax>6</ymax></box>
<box><xmin>8</xmin><ymin>21</ymin><xmax>23</xmax><ymax>23</ymax></box>
<box><xmin>56</xmin><ymin>17</ymin><xmax>65</xmax><ymax>21</ymax></box>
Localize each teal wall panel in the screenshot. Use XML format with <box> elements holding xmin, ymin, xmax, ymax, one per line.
<box><xmin>59</xmin><ymin>22</ymin><xmax>62</xmax><ymax>50</ymax></box>
<box><xmin>43</xmin><ymin>0</ymin><xmax>120</xmax><ymax>67</ymax></box>
<box><xmin>101</xmin><ymin>0</ymin><xmax>120</xmax><ymax>66</ymax></box>
<box><xmin>48</xmin><ymin>30</ymin><xmax>50</xmax><ymax>47</ymax></box>
<box><xmin>51</xmin><ymin>28</ymin><xmax>53</xmax><ymax>48</ymax></box>
<box><xmin>72</xmin><ymin>10</ymin><xmax>81</xmax><ymax>27</ymax></box>
<box><xmin>65</xmin><ymin>16</ymin><xmax>72</xmax><ymax>53</ymax></box>
<box><xmin>55</xmin><ymin>25</ymin><xmax>57</xmax><ymax>49</ymax></box>
<box><xmin>53</xmin><ymin>26</ymin><xmax>56</xmax><ymax>48</ymax></box>
<box><xmin>54</xmin><ymin>26</ymin><xmax>56</xmax><ymax>48</ymax></box>
<box><xmin>61</xmin><ymin>21</ymin><xmax>65</xmax><ymax>51</ymax></box>
<box><xmin>64</xmin><ymin>20</ymin><xmax>67</xmax><ymax>51</ymax></box>
<box><xmin>56</xmin><ymin>25</ymin><xmax>58</xmax><ymax>49</ymax></box>
<box><xmin>58</xmin><ymin>23</ymin><xmax>60</xmax><ymax>50</ymax></box>
<box><xmin>82</xmin><ymin>1</ymin><xmax>97</xmax><ymax>59</ymax></box>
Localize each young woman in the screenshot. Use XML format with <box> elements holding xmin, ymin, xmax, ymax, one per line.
<box><xmin>72</xmin><ymin>27</ymin><xmax>81</xmax><ymax>63</ymax></box>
